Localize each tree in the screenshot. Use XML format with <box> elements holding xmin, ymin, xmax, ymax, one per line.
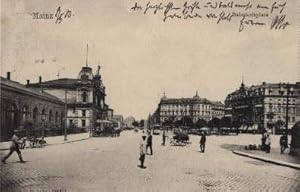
<box><xmin>139</xmin><ymin>120</ymin><xmax>145</xmax><ymax>127</ymax></box>
<box><xmin>162</xmin><ymin>117</ymin><xmax>175</xmax><ymax>127</ymax></box>
<box><xmin>275</xmin><ymin>120</ymin><xmax>285</xmax><ymax>129</ymax></box>
<box><xmin>209</xmin><ymin>118</ymin><xmax>221</xmax><ymax>129</ymax></box>
<box><xmin>220</xmin><ymin>117</ymin><xmax>231</xmax><ymax>128</ymax></box>
<box><xmin>181</xmin><ymin>116</ymin><xmax>194</xmax><ymax>128</ymax></box>
<box><xmin>132</xmin><ymin>121</ymin><xmax>139</xmax><ymax>127</ymax></box>
<box><xmin>195</xmin><ymin>119</ymin><xmax>207</xmax><ymax>129</ymax></box>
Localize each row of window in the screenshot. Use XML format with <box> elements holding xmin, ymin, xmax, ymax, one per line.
<box><xmin>161</xmin><ymin>111</ymin><xmax>211</xmax><ymax>115</ymax></box>
<box><xmin>267</xmin><ymin>116</ymin><xmax>296</xmax><ymax>122</ymax></box>
<box><xmin>268</xmin><ymin>107</ymin><xmax>296</xmax><ymax>114</ymax></box>
<box><xmin>69</xmin><ymin>119</ymin><xmax>86</xmax><ymax>127</ymax></box>
<box><xmin>161</xmin><ymin>104</ymin><xmax>211</xmax><ymax>109</ymax></box>
<box><xmin>6</xmin><ymin>104</ymin><xmax>63</xmax><ymax>125</ymax></box>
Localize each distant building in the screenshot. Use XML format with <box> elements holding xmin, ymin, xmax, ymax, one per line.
<box><xmin>225</xmin><ymin>81</ymin><xmax>299</xmax><ymax>132</ymax></box>
<box><xmin>153</xmin><ymin>92</ymin><xmax>224</xmax><ymax>125</ymax></box>
<box><xmin>1</xmin><ymin>72</ymin><xmax>64</xmax><ymax>140</ymax></box>
<box><xmin>211</xmin><ymin>101</ymin><xmax>225</xmax><ymax>119</ymax></box>
<box><xmin>124</xmin><ymin>116</ymin><xmax>135</xmax><ymax>127</ymax></box>
<box><xmin>27</xmin><ymin>65</ymin><xmax>113</xmax><ymax>132</ymax></box>
<box><xmin>112</xmin><ymin>114</ymin><xmax>124</xmax><ymax>128</ymax></box>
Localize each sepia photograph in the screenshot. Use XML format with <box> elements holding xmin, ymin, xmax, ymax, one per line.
<box><xmin>1</xmin><ymin>0</ymin><xmax>300</xmax><ymax>191</ymax></box>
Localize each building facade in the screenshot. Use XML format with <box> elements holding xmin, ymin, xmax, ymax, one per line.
<box><xmin>154</xmin><ymin>92</ymin><xmax>224</xmax><ymax>125</ymax></box>
<box><xmin>1</xmin><ymin>73</ymin><xmax>65</xmax><ymax>140</ymax></box>
<box><xmin>225</xmin><ymin>82</ymin><xmax>300</xmax><ymax>132</ymax></box>
<box><xmin>27</xmin><ymin>65</ymin><xmax>113</xmax><ymax>132</ymax></box>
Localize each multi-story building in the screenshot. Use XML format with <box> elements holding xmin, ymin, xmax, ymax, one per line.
<box><xmin>154</xmin><ymin>92</ymin><xmax>224</xmax><ymax>125</ymax></box>
<box><xmin>225</xmin><ymin>81</ymin><xmax>299</xmax><ymax>132</ymax></box>
<box><xmin>27</xmin><ymin>65</ymin><xmax>113</xmax><ymax>132</ymax></box>
<box><xmin>1</xmin><ymin>72</ymin><xmax>65</xmax><ymax>140</ymax></box>
<box><xmin>211</xmin><ymin>101</ymin><xmax>225</xmax><ymax>119</ymax></box>
<box><xmin>124</xmin><ymin>116</ymin><xmax>135</xmax><ymax>127</ymax></box>
<box><xmin>296</xmin><ymin>82</ymin><xmax>300</xmax><ymax>123</ymax></box>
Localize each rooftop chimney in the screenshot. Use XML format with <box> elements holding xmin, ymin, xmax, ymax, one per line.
<box><xmin>39</xmin><ymin>76</ymin><xmax>42</xmax><ymax>83</ymax></box>
<box><xmin>7</xmin><ymin>72</ymin><xmax>11</xmax><ymax>80</ymax></box>
<box><xmin>27</xmin><ymin>80</ymin><xmax>30</xmax><ymax>85</ymax></box>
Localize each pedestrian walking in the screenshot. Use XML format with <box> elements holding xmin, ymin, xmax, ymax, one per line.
<box><xmin>162</xmin><ymin>130</ymin><xmax>167</xmax><ymax>146</ymax></box>
<box><xmin>200</xmin><ymin>132</ymin><xmax>206</xmax><ymax>153</ymax></box>
<box><xmin>146</xmin><ymin>133</ymin><xmax>153</xmax><ymax>155</ymax></box>
<box><xmin>2</xmin><ymin>130</ymin><xmax>25</xmax><ymax>164</ymax></box>
<box><xmin>265</xmin><ymin>134</ymin><xmax>271</xmax><ymax>153</ymax></box>
<box><xmin>280</xmin><ymin>133</ymin><xmax>288</xmax><ymax>154</ymax></box>
<box><xmin>139</xmin><ymin>135</ymin><xmax>147</xmax><ymax>168</ymax></box>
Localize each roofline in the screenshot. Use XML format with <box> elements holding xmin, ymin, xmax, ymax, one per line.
<box><xmin>1</xmin><ymin>82</ymin><xmax>64</xmax><ymax>105</ymax></box>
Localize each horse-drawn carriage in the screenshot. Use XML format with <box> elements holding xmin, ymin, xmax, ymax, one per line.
<box><xmin>170</xmin><ymin>130</ymin><xmax>190</xmax><ymax>146</ymax></box>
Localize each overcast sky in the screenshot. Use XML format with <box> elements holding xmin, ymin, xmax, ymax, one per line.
<box><xmin>1</xmin><ymin>0</ymin><xmax>299</xmax><ymax>119</ymax></box>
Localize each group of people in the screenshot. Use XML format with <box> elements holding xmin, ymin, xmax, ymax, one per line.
<box><xmin>261</xmin><ymin>132</ymin><xmax>289</xmax><ymax>154</ymax></box>
<box><xmin>138</xmin><ymin>130</ymin><xmax>207</xmax><ymax>168</ymax></box>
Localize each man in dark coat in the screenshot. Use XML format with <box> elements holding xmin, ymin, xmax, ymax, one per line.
<box><xmin>2</xmin><ymin>130</ymin><xmax>25</xmax><ymax>164</ymax></box>
<box><xmin>200</xmin><ymin>132</ymin><xmax>206</xmax><ymax>153</ymax></box>
<box><xmin>280</xmin><ymin>133</ymin><xmax>288</xmax><ymax>154</ymax></box>
<box><xmin>162</xmin><ymin>130</ymin><xmax>167</xmax><ymax>146</ymax></box>
<box><xmin>146</xmin><ymin>133</ymin><xmax>153</xmax><ymax>155</ymax></box>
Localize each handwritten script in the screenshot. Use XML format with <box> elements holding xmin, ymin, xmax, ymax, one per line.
<box><xmin>31</xmin><ymin>6</ymin><xmax>74</xmax><ymax>24</ymax></box>
<box><xmin>130</xmin><ymin>1</ymin><xmax>290</xmax><ymax>32</ymax></box>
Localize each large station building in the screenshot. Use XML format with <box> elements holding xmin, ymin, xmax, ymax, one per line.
<box><xmin>1</xmin><ymin>64</ymin><xmax>113</xmax><ymax>140</ymax></box>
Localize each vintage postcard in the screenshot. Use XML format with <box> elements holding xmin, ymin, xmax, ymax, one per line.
<box><xmin>1</xmin><ymin>0</ymin><xmax>300</xmax><ymax>191</ymax></box>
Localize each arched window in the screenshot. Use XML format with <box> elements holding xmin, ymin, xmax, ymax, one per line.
<box><xmin>49</xmin><ymin>110</ymin><xmax>53</xmax><ymax>122</ymax></box>
<box><xmin>61</xmin><ymin>112</ymin><xmax>64</xmax><ymax>127</ymax></box>
<box><xmin>82</xmin><ymin>92</ymin><xmax>88</xmax><ymax>102</ymax></box>
<box><xmin>22</xmin><ymin>106</ymin><xmax>28</xmax><ymax>121</ymax></box>
<box><xmin>33</xmin><ymin>107</ymin><xmax>39</xmax><ymax>123</ymax></box>
<box><xmin>55</xmin><ymin>111</ymin><xmax>59</xmax><ymax>122</ymax></box>
<box><xmin>41</xmin><ymin>109</ymin><xmax>46</xmax><ymax>122</ymax></box>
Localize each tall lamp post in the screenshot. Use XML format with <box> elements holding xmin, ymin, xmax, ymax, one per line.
<box><xmin>64</xmin><ymin>89</ymin><xmax>68</xmax><ymax>141</ymax></box>
<box><xmin>279</xmin><ymin>83</ymin><xmax>294</xmax><ymax>141</ymax></box>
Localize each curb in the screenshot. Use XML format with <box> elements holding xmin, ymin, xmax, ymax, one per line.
<box><xmin>0</xmin><ymin>137</ymin><xmax>91</xmax><ymax>151</ymax></box>
<box><xmin>232</xmin><ymin>150</ymin><xmax>300</xmax><ymax>170</ymax></box>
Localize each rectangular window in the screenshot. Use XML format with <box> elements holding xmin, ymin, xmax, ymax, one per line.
<box><xmin>82</xmin><ymin>110</ymin><xmax>86</xmax><ymax>117</ymax></box>
<box><xmin>82</xmin><ymin>120</ymin><xmax>86</xmax><ymax>127</ymax></box>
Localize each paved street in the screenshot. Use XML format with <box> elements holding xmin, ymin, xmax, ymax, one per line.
<box><xmin>1</xmin><ymin>131</ymin><xmax>300</xmax><ymax>192</ymax></box>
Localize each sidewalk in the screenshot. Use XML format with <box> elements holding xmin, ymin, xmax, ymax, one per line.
<box><xmin>233</xmin><ymin>149</ymin><xmax>300</xmax><ymax>170</ymax></box>
<box><xmin>0</xmin><ymin>133</ymin><xmax>90</xmax><ymax>151</ymax></box>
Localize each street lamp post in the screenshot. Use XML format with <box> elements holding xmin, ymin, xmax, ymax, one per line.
<box><xmin>279</xmin><ymin>83</ymin><xmax>294</xmax><ymax>141</ymax></box>
<box><xmin>64</xmin><ymin>89</ymin><xmax>68</xmax><ymax>141</ymax></box>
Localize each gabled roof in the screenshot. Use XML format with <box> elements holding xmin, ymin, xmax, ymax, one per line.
<box><xmin>0</xmin><ymin>77</ymin><xmax>63</xmax><ymax>104</ymax></box>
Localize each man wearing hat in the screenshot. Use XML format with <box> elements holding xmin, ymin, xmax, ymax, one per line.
<box><xmin>139</xmin><ymin>135</ymin><xmax>147</xmax><ymax>168</ymax></box>
<box><xmin>200</xmin><ymin>132</ymin><xmax>206</xmax><ymax>153</ymax></box>
<box><xmin>2</xmin><ymin>130</ymin><xmax>25</xmax><ymax>164</ymax></box>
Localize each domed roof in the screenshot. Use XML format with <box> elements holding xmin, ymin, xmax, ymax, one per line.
<box><xmin>193</xmin><ymin>91</ymin><xmax>200</xmax><ymax>99</ymax></box>
<box><xmin>161</xmin><ymin>92</ymin><xmax>167</xmax><ymax>100</ymax></box>
<box><xmin>78</xmin><ymin>67</ymin><xmax>93</xmax><ymax>80</ymax></box>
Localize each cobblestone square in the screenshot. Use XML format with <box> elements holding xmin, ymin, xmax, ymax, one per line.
<box><xmin>1</xmin><ymin>131</ymin><xmax>300</xmax><ymax>192</ymax></box>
